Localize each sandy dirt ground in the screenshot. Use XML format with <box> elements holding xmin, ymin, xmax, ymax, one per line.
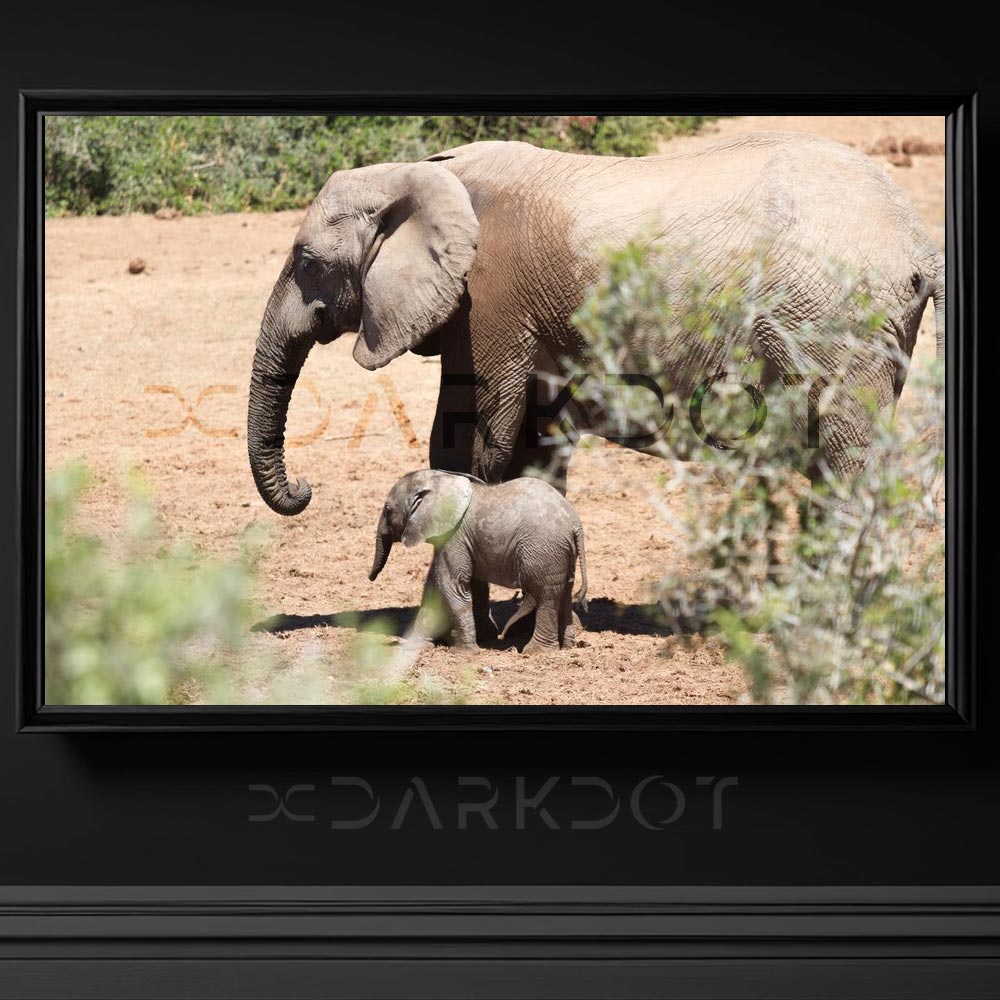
<box><xmin>44</xmin><ymin>115</ymin><xmax>945</xmax><ymax>705</ymax></box>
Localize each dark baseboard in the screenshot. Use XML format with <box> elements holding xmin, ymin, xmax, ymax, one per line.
<box><xmin>2</xmin><ymin>885</ymin><xmax>999</xmax><ymax>998</ymax></box>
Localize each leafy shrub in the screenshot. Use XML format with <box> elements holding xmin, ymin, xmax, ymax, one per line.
<box><xmin>44</xmin><ymin>115</ymin><xmax>717</xmax><ymax>216</ymax></box>
<box><xmin>45</xmin><ymin>463</ymin><xmax>266</xmax><ymax>704</ymax></box>
<box><xmin>569</xmin><ymin>242</ymin><xmax>944</xmax><ymax>705</ymax></box>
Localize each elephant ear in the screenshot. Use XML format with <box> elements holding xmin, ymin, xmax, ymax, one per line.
<box><xmin>353</xmin><ymin>162</ymin><xmax>479</xmax><ymax>371</ymax></box>
<box><xmin>402</xmin><ymin>473</ymin><xmax>473</xmax><ymax>547</ymax></box>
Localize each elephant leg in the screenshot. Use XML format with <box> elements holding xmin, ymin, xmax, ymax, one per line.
<box><xmin>428</xmin><ymin>307</ymin><xmax>477</xmax><ymax>474</ymax></box>
<box><xmin>559</xmin><ymin>582</ymin><xmax>577</xmax><ymax>648</ymax></box>
<box><xmin>471</xmin><ymin>385</ymin><xmax>525</xmax><ymax>483</ymax></box>
<box><xmin>523</xmin><ymin>591</ymin><xmax>561</xmax><ymax>656</ymax></box>
<box><xmin>803</xmin><ymin>406</ymin><xmax>872</xmax><ymax>530</ymax></box>
<box><xmin>423</xmin><ymin>546</ymin><xmax>478</xmax><ymax>650</ymax></box>
<box><xmin>405</xmin><ymin>574</ymin><xmax>450</xmax><ymax>648</ymax></box>
<box><xmin>442</xmin><ymin>586</ymin><xmax>477</xmax><ymax>650</ymax></box>
<box><xmin>469</xmin><ymin>331</ymin><xmax>550</xmax><ymax>483</ymax></box>
<box><xmin>800</xmin><ymin>408</ymin><xmax>876</xmax><ymax>570</ymax></box>
<box><xmin>407</xmin><ymin>561</ymin><xmax>475</xmax><ymax>650</ymax></box>
<box><xmin>429</xmin><ymin>381</ymin><xmax>475</xmax><ymax>475</ymax></box>
<box><xmin>502</xmin><ymin>352</ymin><xmax>581</xmax><ymax>494</ymax></box>
<box><xmin>471</xmin><ymin>578</ymin><xmax>497</xmax><ymax>645</ymax></box>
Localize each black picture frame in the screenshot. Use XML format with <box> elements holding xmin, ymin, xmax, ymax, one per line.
<box><xmin>2</xmin><ymin>2</ymin><xmax>995</xmax><ymax>995</ymax></box>
<box><xmin>18</xmin><ymin>91</ymin><xmax>975</xmax><ymax>733</ymax></box>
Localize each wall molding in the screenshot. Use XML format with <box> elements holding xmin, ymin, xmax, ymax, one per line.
<box><xmin>2</xmin><ymin>885</ymin><xmax>999</xmax><ymax>998</ymax></box>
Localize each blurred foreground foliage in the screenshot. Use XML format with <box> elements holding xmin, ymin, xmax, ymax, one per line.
<box><xmin>45</xmin><ymin>463</ymin><xmax>264</xmax><ymax>704</ymax></box>
<box><xmin>44</xmin><ymin>115</ymin><xmax>717</xmax><ymax>216</ymax></box>
<box><xmin>570</xmin><ymin>241</ymin><xmax>945</xmax><ymax>705</ymax></box>
<box><xmin>45</xmin><ymin>463</ymin><xmax>468</xmax><ymax>705</ymax></box>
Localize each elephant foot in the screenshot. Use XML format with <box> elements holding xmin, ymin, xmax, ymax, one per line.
<box><xmin>523</xmin><ymin>638</ymin><xmax>558</xmax><ymax>656</ymax></box>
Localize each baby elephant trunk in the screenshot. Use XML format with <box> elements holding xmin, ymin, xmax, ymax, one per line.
<box><xmin>369</xmin><ymin>524</ymin><xmax>394</xmax><ymax>582</ymax></box>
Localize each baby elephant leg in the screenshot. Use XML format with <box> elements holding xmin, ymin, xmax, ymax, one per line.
<box><xmin>413</xmin><ymin>563</ymin><xmax>477</xmax><ymax>650</ymax></box>
<box><xmin>523</xmin><ymin>588</ymin><xmax>562</xmax><ymax>656</ymax></box>
<box><xmin>435</xmin><ymin>550</ymin><xmax>479</xmax><ymax>650</ymax></box>
<box><xmin>560</xmin><ymin>582</ymin><xmax>577</xmax><ymax>648</ymax></box>
<box><xmin>444</xmin><ymin>586</ymin><xmax>478</xmax><ymax>650</ymax></box>
<box><xmin>471</xmin><ymin>579</ymin><xmax>497</xmax><ymax>645</ymax></box>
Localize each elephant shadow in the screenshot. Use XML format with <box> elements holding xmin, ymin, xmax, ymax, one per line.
<box><xmin>573</xmin><ymin>596</ymin><xmax>676</xmax><ymax>637</ymax></box>
<box><xmin>250</xmin><ymin>595</ymin><xmax>677</xmax><ymax>646</ymax></box>
<box><xmin>250</xmin><ymin>606</ymin><xmax>419</xmax><ymax>637</ymax></box>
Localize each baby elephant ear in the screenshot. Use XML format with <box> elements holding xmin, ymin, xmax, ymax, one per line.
<box><xmin>402</xmin><ymin>474</ymin><xmax>473</xmax><ymax>547</ymax></box>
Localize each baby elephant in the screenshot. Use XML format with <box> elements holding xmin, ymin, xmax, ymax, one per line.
<box><xmin>369</xmin><ymin>470</ymin><xmax>588</xmax><ymax>655</ymax></box>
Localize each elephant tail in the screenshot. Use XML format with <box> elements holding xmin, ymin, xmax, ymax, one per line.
<box><xmin>931</xmin><ymin>272</ymin><xmax>945</xmax><ymax>363</ymax></box>
<box><xmin>572</xmin><ymin>517</ymin><xmax>589</xmax><ymax>613</ymax></box>
<box><xmin>929</xmin><ymin>267</ymin><xmax>946</xmax><ymax>502</ymax></box>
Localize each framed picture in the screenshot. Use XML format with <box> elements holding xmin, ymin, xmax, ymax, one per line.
<box><xmin>1</xmin><ymin>1</ymin><xmax>994</xmax><ymax>996</ymax></box>
<box><xmin>24</xmin><ymin>99</ymin><xmax>969</xmax><ymax>730</ymax></box>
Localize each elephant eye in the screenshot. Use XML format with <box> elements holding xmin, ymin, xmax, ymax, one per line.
<box><xmin>301</xmin><ymin>258</ymin><xmax>319</xmax><ymax>278</ymax></box>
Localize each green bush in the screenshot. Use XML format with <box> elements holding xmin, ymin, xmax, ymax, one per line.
<box><xmin>570</xmin><ymin>242</ymin><xmax>945</xmax><ymax>705</ymax></box>
<box><xmin>44</xmin><ymin>115</ymin><xmax>717</xmax><ymax>216</ymax></box>
<box><xmin>45</xmin><ymin>463</ymin><xmax>265</xmax><ymax>704</ymax></box>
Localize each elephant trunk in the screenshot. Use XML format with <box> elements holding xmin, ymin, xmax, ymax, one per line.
<box><xmin>247</xmin><ymin>317</ymin><xmax>314</xmax><ymax>516</ymax></box>
<box><xmin>369</xmin><ymin>522</ymin><xmax>394</xmax><ymax>581</ymax></box>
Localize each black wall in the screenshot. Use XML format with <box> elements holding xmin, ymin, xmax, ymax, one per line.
<box><xmin>1</xmin><ymin>0</ymin><xmax>993</xmax><ymax>889</ymax></box>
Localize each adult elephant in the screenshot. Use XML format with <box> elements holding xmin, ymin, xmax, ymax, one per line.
<box><xmin>247</xmin><ymin>134</ymin><xmax>944</xmax><ymax>515</ymax></box>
